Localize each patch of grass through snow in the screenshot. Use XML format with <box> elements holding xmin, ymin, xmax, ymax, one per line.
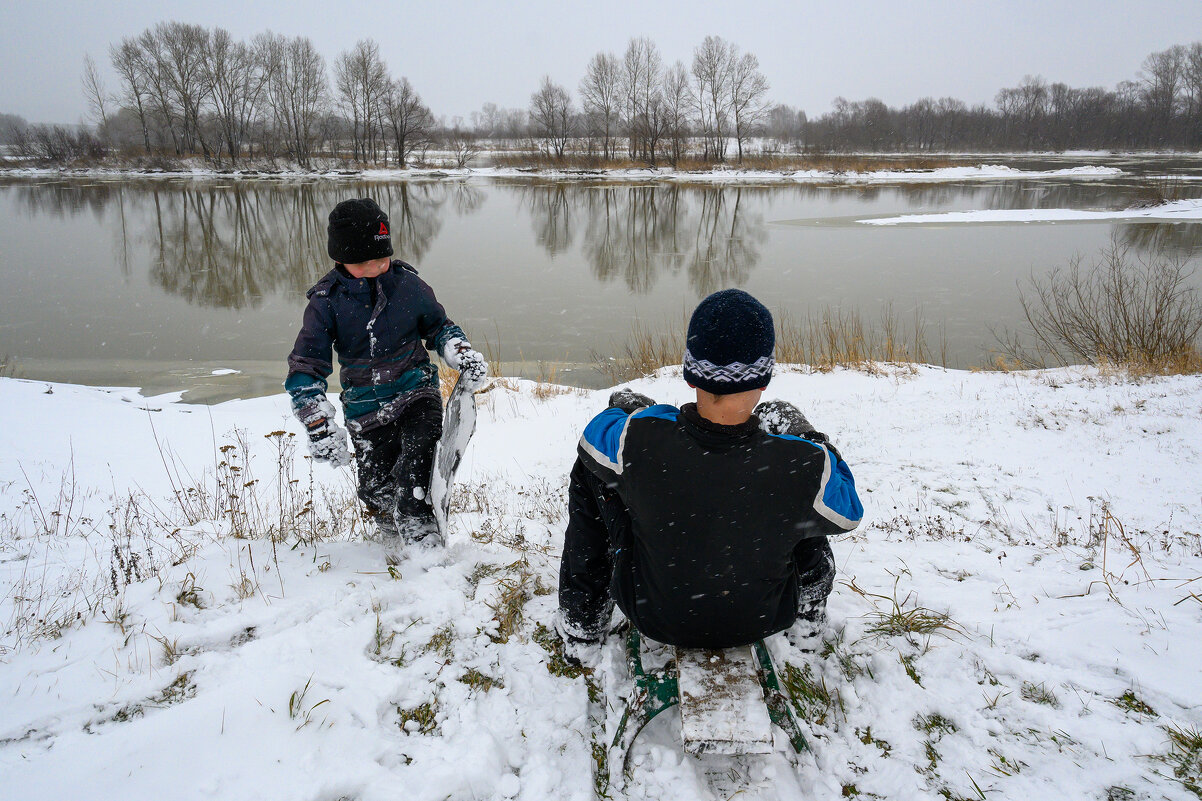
<box><xmin>1020</xmin><ymin>681</ymin><xmax>1060</xmax><ymax>708</ymax></box>
<box><xmin>1159</xmin><ymin>723</ymin><xmax>1202</xmax><ymax>798</ymax></box>
<box><xmin>781</xmin><ymin>661</ymin><xmax>844</xmax><ymax>726</ymax></box>
<box><xmin>398</xmin><ymin>700</ymin><xmax>439</xmax><ymax>735</ymax></box>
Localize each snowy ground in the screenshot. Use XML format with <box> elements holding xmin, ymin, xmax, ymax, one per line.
<box><xmin>1</xmin><ymin>367</ymin><xmax>1200</xmax><ymax>801</ymax></box>
<box><xmin>0</xmin><ymin>163</ymin><xmax>1124</xmax><ymax>186</ymax></box>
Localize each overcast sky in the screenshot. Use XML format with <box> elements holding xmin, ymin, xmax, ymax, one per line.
<box><xmin>3</xmin><ymin>0</ymin><xmax>1201</xmax><ymax>125</ymax></box>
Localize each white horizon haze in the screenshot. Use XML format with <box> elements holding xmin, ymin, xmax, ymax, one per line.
<box><xmin>2</xmin><ymin>0</ymin><xmax>1200</xmax><ymax>126</ymax></box>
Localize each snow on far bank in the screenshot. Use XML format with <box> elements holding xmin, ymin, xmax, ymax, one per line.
<box><xmin>859</xmin><ymin>197</ymin><xmax>1202</xmax><ymax>226</ymax></box>
<box><xmin>1</xmin><ymin>368</ymin><xmax>1200</xmax><ymax>801</ymax></box>
<box><xmin>1</xmin><ymin>163</ymin><xmax>1125</xmax><ymax>186</ymax></box>
<box><xmin>672</xmin><ymin>164</ymin><xmax>1124</xmax><ymax>185</ymax></box>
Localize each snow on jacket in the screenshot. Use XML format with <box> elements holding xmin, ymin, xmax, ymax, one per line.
<box><xmin>577</xmin><ymin>402</ymin><xmax>863</xmax><ymax>648</ymax></box>
<box><xmin>285</xmin><ymin>260</ymin><xmax>465</xmax><ymax>433</ymax></box>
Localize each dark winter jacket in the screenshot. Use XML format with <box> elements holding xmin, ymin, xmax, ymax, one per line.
<box><xmin>576</xmin><ymin>402</ymin><xmax>863</xmax><ymax>648</ymax></box>
<box><xmin>285</xmin><ymin>260</ymin><xmax>464</xmax><ymax>433</ymax></box>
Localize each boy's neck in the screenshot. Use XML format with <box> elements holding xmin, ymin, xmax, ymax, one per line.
<box><xmin>694</xmin><ymin>387</ymin><xmax>764</xmax><ymax>426</ymax></box>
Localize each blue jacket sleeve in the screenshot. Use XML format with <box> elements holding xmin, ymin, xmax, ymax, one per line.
<box><xmin>285</xmin><ymin>297</ymin><xmax>335</xmax><ymax>419</ymax></box>
<box><xmin>810</xmin><ymin>444</ymin><xmax>863</xmax><ymax>532</ymax></box>
<box><xmin>577</xmin><ymin>407</ymin><xmax>633</xmax><ymax>483</ymax></box>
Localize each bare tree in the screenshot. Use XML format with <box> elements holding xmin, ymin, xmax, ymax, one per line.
<box><xmin>0</xmin><ymin>113</ymin><xmax>28</xmax><ymax>145</ymax></box>
<box><xmin>1141</xmin><ymin>45</ymin><xmax>1186</xmax><ymax>144</ymax></box>
<box><xmin>661</xmin><ymin>60</ymin><xmax>693</xmax><ymax>166</ymax></box>
<box><xmin>1185</xmin><ymin>43</ymin><xmax>1202</xmax><ymax>146</ymax></box>
<box><xmin>154</xmin><ymin>22</ymin><xmax>214</xmax><ymax>158</ymax></box>
<box><xmin>383</xmin><ymin>77</ymin><xmax>433</xmax><ymax>167</ymax></box>
<box><xmin>81</xmin><ymin>54</ymin><xmax>112</xmax><ymax>135</ymax></box>
<box><xmin>692</xmin><ymin>35</ymin><xmax>732</xmax><ymax>161</ymax></box>
<box><xmin>334</xmin><ymin>39</ymin><xmax>389</xmax><ymax>163</ymax></box>
<box><xmin>621</xmin><ymin>37</ymin><xmax>664</xmax><ymax>163</ymax></box>
<box><xmin>260</xmin><ymin>32</ymin><xmax>329</xmax><ymax>166</ymax></box>
<box><xmin>137</xmin><ymin>27</ymin><xmax>184</xmax><ymax>153</ymax></box>
<box><xmin>110</xmin><ymin>38</ymin><xmax>153</xmax><ymax>152</ymax></box>
<box><xmin>580</xmin><ymin>51</ymin><xmax>621</xmax><ymax>161</ymax></box>
<box><xmin>474</xmin><ymin>102</ymin><xmax>502</xmax><ymax>138</ymax></box>
<box><xmin>727</xmin><ymin>48</ymin><xmax>769</xmax><ymax>162</ymax></box>
<box><xmin>444</xmin><ymin>126</ymin><xmax>479</xmax><ymax>168</ymax></box>
<box><xmin>996</xmin><ymin>75</ymin><xmax>1049</xmax><ymax>149</ymax></box>
<box><xmin>205</xmin><ymin>28</ymin><xmax>267</xmax><ymax>164</ymax></box>
<box><xmin>766</xmin><ymin>103</ymin><xmax>804</xmax><ymax>152</ymax></box>
<box><xmin>530</xmin><ymin>76</ymin><xmax>573</xmax><ymax>159</ymax></box>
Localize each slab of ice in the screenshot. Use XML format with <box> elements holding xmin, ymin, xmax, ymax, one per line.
<box><xmin>858</xmin><ymin>197</ymin><xmax>1202</xmax><ymax>225</ymax></box>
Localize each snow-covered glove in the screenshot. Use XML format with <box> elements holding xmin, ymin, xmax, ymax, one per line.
<box><xmin>440</xmin><ymin>337</ymin><xmax>488</xmax><ymax>389</ymax></box>
<box><xmin>608</xmin><ymin>388</ymin><xmax>656</xmax><ymax>414</ymax></box>
<box><xmin>300</xmin><ymin>399</ymin><xmax>352</xmax><ymax>467</ymax></box>
<box><xmin>755</xmin><ymin>400</ymin><xmax>827</xmax><ymax>444</ymax></box>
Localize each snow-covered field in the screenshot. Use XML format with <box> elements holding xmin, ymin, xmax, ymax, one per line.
<box><xmin>0</xmin><ymin>163</ymin><xmax>1125</xmax><ymax>186</ymax></box>
<box><xmin>1</xmin><ymin>367</ymin><xmax>1200</xmax><ymax>800</ymax></box>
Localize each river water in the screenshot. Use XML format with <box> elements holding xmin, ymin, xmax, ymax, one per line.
<box><xmin>2</xmin><ymin>160</ymin><xmax>1201</xmax><ymax>402</ymax></box>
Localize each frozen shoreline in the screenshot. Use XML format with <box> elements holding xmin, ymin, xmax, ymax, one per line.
<box><xmin>1</xmin><ymin>368</ymin><xmax>1200</xmax><ymax>800</ymax></box>
<box><xmin>0</xmin><ymin>163</ymin><xmax>1126</xmax><ymax>185</ymax></box>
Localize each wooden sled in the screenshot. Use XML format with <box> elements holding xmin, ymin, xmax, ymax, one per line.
<box><xmin>593</xmin><ymin>628</ymin><xmax>807</xmax><ymax>795</ymax></box>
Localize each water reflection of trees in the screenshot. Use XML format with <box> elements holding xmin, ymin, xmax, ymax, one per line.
<box><xmin>518</xmin><ymin>182</ymin><xmax>576</xmax><ymax>257</ymax></box>
<box><xmin>9</xmin><ymin>178</ymin><xmax>483</xmax><ymax>309</ymax></box>
<box><xmin>516</xmin><ymin>183</ymin><xmax>769</xmax><ymax>295</ymax></box>
<box><xmin>1117</xmin><ymin>222</ymin><xmax>1202</xmax><ymax>258</ymax></box>
<box><xmin>583</xmin><ymin>186</ymin><xmax>685</xmax><ymax>293</ymax></box>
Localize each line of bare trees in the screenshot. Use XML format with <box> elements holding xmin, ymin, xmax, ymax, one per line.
<box><xmin>523</xmin><ymin>35</ymin><xmax>770</xmax><ymax>166</ymax></box>
<box><xmin>7</xmin><ymin>32</ymin><xmax>1202</xmax><ymax>166</ymax></box>
<box><xmin>9</xmin><ymin>23</ymin><xmax>443</xmax><ymax>168</ymax></box>
<box><xmin>804</xmin><ymin>43</ymin><xmax>1202</xmax><ymax>152</ymax></box>
<box><xmin>518</xmin><ymin>39</ymin><xmax>1202</xmax><ymax>160</ymax></box>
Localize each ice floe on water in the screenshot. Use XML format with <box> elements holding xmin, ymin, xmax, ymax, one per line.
<box><xmin>859</xmin><ymin>197</ymin><xmax>1202</xmax><ymax>225</ymax></box>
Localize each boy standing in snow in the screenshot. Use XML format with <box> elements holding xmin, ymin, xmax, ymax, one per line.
<box><xmin>286</xmin><ymin>198</ymin><xmax>486</xmax><ymax>555</ymax></box>
<box><xmin>556</xmin><ymin>289</ymin><xmax>862</xmax><ymax>654</ymax></box>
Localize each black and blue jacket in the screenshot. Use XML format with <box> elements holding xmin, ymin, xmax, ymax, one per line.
<box><xmin>576</xmin><ymin>402</ymin><xmax>863</xmax><ymax>647</ymax></box>
<box><xmin>285</xmin><ymin>260</ymin><xmax>465</xmax><ymax>433</ymax></box>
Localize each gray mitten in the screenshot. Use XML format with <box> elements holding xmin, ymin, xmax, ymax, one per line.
<box><xmin>440</xmin><ymin>337</ymin><xmax>488</xmax><ymax>390</ymax></box>
<box><xmin>608</xmin><ymin>388</ymin><xmax>656</xmax><ymax>414</ymax></box>
<box><xmin>755</xmin><ymin>399</ymin><xmax>827</xmax><ymax>444</ymax></box>
<box><xmin>457</xmin><ymin>349</ymin><xmax>489</xmax><ymax>389</ymax></box>
<box><xmin>300</xmin><ymin>399</ymin><xmax>353</xmax><ymax>467</ymax></box>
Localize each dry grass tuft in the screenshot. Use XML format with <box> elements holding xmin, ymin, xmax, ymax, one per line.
<box><xmin>848</xmin><ymin>576</ymin><xmax>964</xmax><ymax>646</ymax></box>
<box><xmin>1001</xmin><ymin>238</ymin><xmax>1202</xmax><ymax>375</ymax></box>
<box><xmin>458</xmin><ymin>668</ymin><xmax>504</xmax><ymax>693</ymax></box>
<box><xmin>596</xmin><ymin>305</ymin><xmax>947</xmax><ymax>382</ymax></box>
<box><xmin>1020</xmin><ymin>681</ymin><xmax>1059</xmax><ymax>707</ymax></box>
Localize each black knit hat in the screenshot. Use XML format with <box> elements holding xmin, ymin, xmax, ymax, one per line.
<box><xmin>683</xmin><ymin>289</ymin><xmax>775</xmax><ymax>395</ymax></box>
<box><xmin>327</xmin><ymin>198</ymin><xmax>393</xmax><ymax>264</ymax></box>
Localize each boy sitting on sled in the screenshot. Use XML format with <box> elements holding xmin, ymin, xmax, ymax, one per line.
<box><xmin>556</xmin><ymin>289</ymin><xmax>862</xmax><ymax>656</ymax></box>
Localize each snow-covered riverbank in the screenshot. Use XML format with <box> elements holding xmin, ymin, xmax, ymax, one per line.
<box><xmin>0</xmin><ymin>163</ymin><xmax>1125</xmax><ymax>185</ymax></box>
<box><xmin>1</xmin><ymin>367</ymin><xmax>1200</xmax><ymax>800</ymax></box>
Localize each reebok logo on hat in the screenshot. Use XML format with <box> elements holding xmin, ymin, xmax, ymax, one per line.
<box><xmin>375</xmin><ymin>222</ymin><xmax>389</xmax><ymax>240</ymax></box>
